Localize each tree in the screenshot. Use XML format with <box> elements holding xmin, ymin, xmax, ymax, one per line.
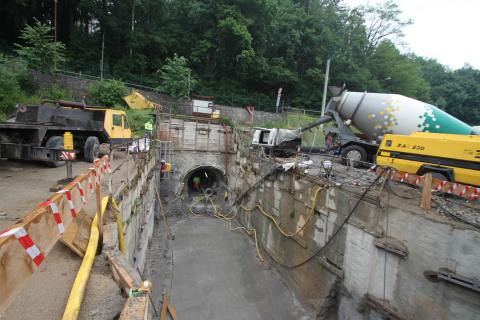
<box><xmin>366</xmin><ymin>41</ymin><xmax>430</xmax><ymax>101</ymax></box>
<box><xmin>357</xmin><ymin>0</ymin><xmax>413</xmax><ymax>55</ymax></box>
<box><xmin>156</xmin><ymin>54</ymin><xmax>196</xmax><ymax>100</ymax></box>
<box><xmin>88</xmin><ymin>79</ymin><xmax>127</xmax><ymax>108</ymax></box>
<box><xmin>15</xmin><ymin>18</ymin><xmax>67</xmax><ymax>74</ymax></box>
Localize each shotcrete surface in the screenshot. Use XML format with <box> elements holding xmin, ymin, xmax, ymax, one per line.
<box><xmin>169</xmin><ymin>217</ymin><xmax>312</xmax><ymax>320</ymax></box>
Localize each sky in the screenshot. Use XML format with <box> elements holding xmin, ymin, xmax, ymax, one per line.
<box><xmin>342</xmin><ymin>0</ymin><xmax>480</xmax><ymax>70</ymax></box>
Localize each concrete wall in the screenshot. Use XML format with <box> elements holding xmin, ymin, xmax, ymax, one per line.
<box><xmin>115</xmin><ymin>156</ymin><xmax>158</xmax><ymax>272</ymax></box>
<box><xmin>30</xmin><ymin>71</ymin><xmax>286</xmax><ymax>125</ymax></box>
<box><xmin>228</xmin><ymin>156</ymin><xmax>480</xmax><ymax>319</ymax></box>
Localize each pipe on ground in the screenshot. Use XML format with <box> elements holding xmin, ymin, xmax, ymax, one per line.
<box><xmin>62</xmin><ymin>196</ymin><xmax>108</xmax><ymax>320</ymax></box>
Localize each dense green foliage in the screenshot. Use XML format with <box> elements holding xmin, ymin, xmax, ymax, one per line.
<box><xmin>156</xmin><ymin>54</ymin><xmax>196</xmax><ymax>100</ymax></box>
<box><xmin>88</xmin><ymin>80</ymin><xmax>127</xmax><ymax>108</ymax></box>
<box><xmin>43</xmin><ymin>85</ymin><xmax>72</xmax><ymax>101</ymax></box>
<box><xmin>15</xmin><ymin>19</ymin><xmax>67</xmax><ymax>74</ymax></box>
<box><xmin>1</xmin><ymin>0</ymin><xmax>479</xmax><ymax>125</ymax></box>
<box><xmin>0</xmin><ymin>56</ymin><xmax>37</xmax><ymax>119</ymax></box>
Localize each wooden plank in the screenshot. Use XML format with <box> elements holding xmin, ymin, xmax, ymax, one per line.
<box><xmin>119</xmin><ymin>296</ymin><xmax>148</xmax><ymax>320</ymax></box>
<box><xmin>106</xmin><ymin>249</ymin><xmax>143</xmax><ymax>296</ymax></box>
<box><xmin>59</xmin><ymin>209</ymin><xmax>91</xmax><ymax>258</ymax></box>
<box><xmin>0</xmin><ymin>156</ymin><xmax>110</xmax><ymax>314</ymax></box>
<box><xmin>420</xmin><ymin>173</ymin><xmax>433</xmax><ymax>211</ymax></box>
<box><xmin>167</xmin><ymin>305</ymin><xmax>180</xmax><ymax>320</ymax></box>
<box><xmin>72</xmin><ymin>212</ymin><xmax>93</xmax><ymax>253</ymax></box>
<box><xmin>160</xmin><ymin>293</ymin><xmax>169</xmax><ymax>320</ymax></box>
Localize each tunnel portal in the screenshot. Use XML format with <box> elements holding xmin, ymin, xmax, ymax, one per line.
<box><xmin>182</xmin><ymin>164</ymin><xmax>226</xmax><ymax>196</ymax></box>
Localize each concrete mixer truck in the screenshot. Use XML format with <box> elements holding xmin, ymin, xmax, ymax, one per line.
<box><xmin>298</xmin><ymin>84</ymin><xmax>480</xmax><ymax>167</ymax></box>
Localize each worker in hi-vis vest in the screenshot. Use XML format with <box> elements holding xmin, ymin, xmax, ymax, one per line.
<box><xmin>193</xmin><ymin>175</ymin><xmax>200</xmax><ymax>189</ymax></box>
<box><xmin>160</xmin><ymin>160</ymin><xmax>166</xmax><ymax>178</ymax></box>
<box><xmin>144</xmin><ymin>119</ymin><xmax>154</xmax><ymax>137</ymax></box>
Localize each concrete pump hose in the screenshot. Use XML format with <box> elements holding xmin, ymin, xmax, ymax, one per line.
<box><xmin>62</xmin><ymin>196</ymin><xmax>108</xmax><ymax>320</ymax></box>
<box><xmin>239</xmin><ymin>187</ymin><xmax>324</xmax><ymax>237</ymax></box>
<box><xmin>189</xmin><ymin>195</ymin><xmax>264</xmax><ymax>261</ymax></box>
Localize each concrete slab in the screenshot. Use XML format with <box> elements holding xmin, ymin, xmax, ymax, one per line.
<box><xmin>169</xmin><ymin>218</ymin><xmax>311</xmax><ymax>320</ymax></box>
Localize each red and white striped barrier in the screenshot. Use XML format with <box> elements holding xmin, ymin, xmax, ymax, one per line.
<box><xmin>60</xmin><ymin>151</ymin><xmax>76</xmax><ymax>160</ymax></box>
<box><xmin>435</xmin><ymin>180</ymin><xmax>447</xmax><ymax>192</ymax></box>
<box><xmin>468</xmin><ymin>188</ymin><xmax>480</xmax><ymax>202</ymax></box>
<box><xmin>413</xmin><ymin>176</ymin><xmax>422</xmax><ymax>186</ymax></box>
<box><xmin>81</xmin><ymin>173</ymin><xmax>94</xmax><ymax>194</ymax></box>
<box><xmin>0</xmin><ymin>155</ymin><xmax>113</xmax><ymax>314</ymax></box>
<box><xmin>354</xmin><ymin>182</ymin><xmax>361</xmax><ymax>186</ymax></box>
<box><xmin>377</xmin><ymin>167</ymin><xmax>480</xmax><ymax>201</ymax></box>
<box><xmin>39</xmin><ymin>201</ymin><xmax>65</xmax><ymax>234</ymax></box>
<box><xmin>458</xmin><ymin>186</ymin><xmax>471</xmax><ymax>197</ymax></box>
<box><xmin>400</xmin><ymin>173</ymin><xmax>409</xmax><ymax>182</ymax></box>
<box><xmin>70</xmin><ymin>181</ymin><xmax>86</xmax><ymax>204</ymax></box>
<box><xmin>0</xmin><ymin>227</ymin><xmax>44</xmax><ymax>266</ymax></box>
<box><xmin>56</xmin><ymin>190</ymin><xmax>76</xmax><ymax>218</ymax></box>
<box><xmin>448</xmin><ymin>183</ymin><xmax>459</xmax><ymax>194</ymax></box>
<box><xmin>89</xmin><ymin>167</ymin><xmax>99</xmax><ymax>187</ymax></box>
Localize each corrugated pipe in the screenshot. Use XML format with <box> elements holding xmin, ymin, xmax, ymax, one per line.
<box><xmin>62</xmin><ymin>196</ymin><xmax>108</xmax><ymax>320</ymax></box>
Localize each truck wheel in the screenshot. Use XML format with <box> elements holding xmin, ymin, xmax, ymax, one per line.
<box><xmin>46</xmin><ymin>136</ymin><xmax>66</xmax><ymax>167</ymax></box>
<box><xmin>341</xmin><ymin>145</ymin><xmax>367</xmax><ymax>168</ymax></box>
<box><xmin>84</xmin><ymin>136</ymin><xmax>100</xmax><ymax>163</ymax></box>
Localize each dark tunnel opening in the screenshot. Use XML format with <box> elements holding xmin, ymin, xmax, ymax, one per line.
<box><xmin>184</xmin><ymin>166</ymin><xmax>225</xmax><ymax>196</ymax></box>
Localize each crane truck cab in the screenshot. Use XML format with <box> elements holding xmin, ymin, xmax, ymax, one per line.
<box><xmin>0</xmin><ymin>101</ymin><xmax>133</xmax><ymax>167</ymax></box>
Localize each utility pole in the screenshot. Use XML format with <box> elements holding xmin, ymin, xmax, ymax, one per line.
<box><xmin>54</xmin><ymin>0</ymin><xmax>58</xmax><ymax>70</ymax></box>
<box><xmin>276</xmin><ymin>87</ymin><xmax>282</xmax><ymax>113</ymax></box>
<box><xmin>320</xmin><ymin>59</ymin><xmax>330</xmax><ymax>131</ymax></box>
<box><xmin>100</xmin><ymin>31</ymin><xmax>105</xmax><ymax>81</ymax></box>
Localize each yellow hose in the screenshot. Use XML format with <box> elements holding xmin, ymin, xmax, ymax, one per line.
<box><xmin>189</xmin><ymin>195</ymin><xmax>263</xmax><ymax>261</ymax></box>
<box><xmin>238</xmin><ymin>187</ymin><xmax>323</xmax><ymax>237</ymax></box>
<box><xmin>62</xmin><ymin>196</ymin><xmax>108</xmax><ymax>320</ymax></box>
<box><xmin>113</xmin><ymin>198</ymin><xmax>125</xmax><ymax>256</ymax></box>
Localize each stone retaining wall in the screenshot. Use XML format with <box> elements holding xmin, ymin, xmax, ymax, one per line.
<box><xmin>29</xmin><ymin>71</ymin><xmax>286</xmax><ymax>125</ymax></box>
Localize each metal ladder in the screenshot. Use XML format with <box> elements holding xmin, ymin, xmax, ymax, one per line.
<box><xmin>158</xmin><ymin>131</ymin><xmax>172</xmax><ymax>179</ymax></box>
